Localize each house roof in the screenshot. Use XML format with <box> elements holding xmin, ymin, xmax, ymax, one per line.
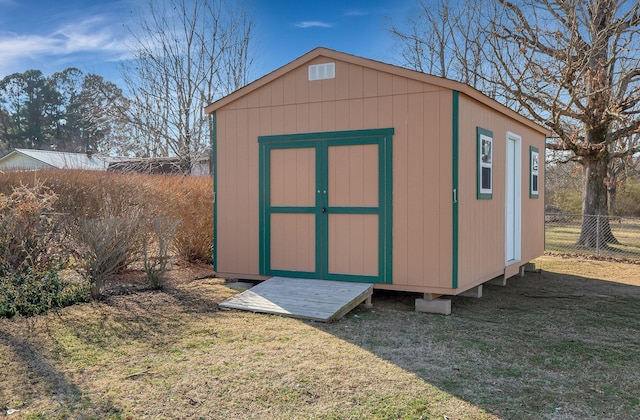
<box><xmin>0</xmin><ymin>148</ymin><xmax>112</xmax><ymax>170</ymax></box>
<box><xmin>205</xmin><ymin>47</ymin><xmax>549</xmax><ymax>136</ymax></box>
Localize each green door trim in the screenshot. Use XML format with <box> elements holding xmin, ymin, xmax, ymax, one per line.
<box><xmin>211</xmin><ymin>112</ymin><xmax>218</xmax><ymax>271</ymax></box>
<box><xmin>259</xmin><ymin>128</ymin><xmax>394</xmax><ymax>284</ymax></box>
<box><xmin>452</xmin><ymin>91</ymin><xmax>459</xmax><ymax>289</ymax></box>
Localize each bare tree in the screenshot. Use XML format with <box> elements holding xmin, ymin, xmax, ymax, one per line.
<box><xmin>122</xmin><ymin>0</ymin><xmax>254</xmax><ymax>173</ymax></box>
<box><xmin>607</xmin><ymin>133</ymin><xmax>640</xmax><ymax>214</ymax></box>
<box><xmin>484</xmin><ymin>0</ymin><xmax>640</xmax><ymax>247</ymax></box>
<box><xmin>388</xmin><ymin>0</ymin><xmax>488</xmax><ymax>90</ymax></box>
<box><xmin>392</xmin><ymin>0</ymin><xmax>640</xmax><ymax>248</ymax></box>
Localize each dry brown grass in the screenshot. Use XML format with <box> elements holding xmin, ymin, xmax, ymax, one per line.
<box><xmin>1</xmin><ymin>256</ymin><xmax>640</xmax><ymax>419</ymax></box>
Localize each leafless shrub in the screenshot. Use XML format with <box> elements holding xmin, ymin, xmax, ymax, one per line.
<box><xmin>143</xmin><ymin>217</ymin><xmax>179</xmax><ymax>290</ymax></box>
<box><xmin>0</xmin><ymin>181</ymin><xmax>70</xmax><ymax>273</ymax></box>
<box><xmin>0</xmin><ymin>181</ymin><xmax>86</xmax><ymax>317</ymax></box>
<box><xmin>73</xmin><ymin>213</ymin><xmax>144</xmax><ymax>300</ymax></box>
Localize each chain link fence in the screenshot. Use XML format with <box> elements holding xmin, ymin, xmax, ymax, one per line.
<box><xmin>545</xmin><ymin>213</ymin><xmax>640</xmax><ymax>261</ymax></box>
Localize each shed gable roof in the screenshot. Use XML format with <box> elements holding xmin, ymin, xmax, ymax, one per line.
<box><xmin>205</xmin><ymin>47</ymin><xmax>549</xmax><ymax>135</ymax></box>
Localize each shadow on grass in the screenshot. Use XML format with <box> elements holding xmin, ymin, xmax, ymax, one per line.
<box><xmin>0</xmin><ymin>271</ymin><xmax>229</xmax><ymax>417</ymax></box>
<box><xmin>0</xmin><ymin>327</ymin><xmax>124</xmax><ymax>417</ymax></box>
<box><xmin>314</xmin><ymin>270</ymin><xmax>640</xmax><ymax>419</ymax></box>
<box><xmin>55</xmin><ymin>283</ymin><xmax>224</xmax><ymax>354</ymax></box>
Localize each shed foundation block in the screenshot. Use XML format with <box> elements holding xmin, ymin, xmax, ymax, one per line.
<box><xmin>458</xmin><ymin>285</ymin><xmax>482</xmax><ymax>298</ymax></box>
<box><xmin>415</xmin><ymin>298</ymin><xmax>451</xmax><ymax>315</ymax></box>
<box><xmin>486</xmin><ymin>276</ymin><xmax>507</xmax><ymax>286</ymax></box>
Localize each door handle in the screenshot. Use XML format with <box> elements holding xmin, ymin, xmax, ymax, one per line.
<box><xmin>321</xmin><ymin>207</ymin><xmax>327</xmax><ymax>213</ymax></box>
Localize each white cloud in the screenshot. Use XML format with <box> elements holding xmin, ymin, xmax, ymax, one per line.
<box><xmin>343</xmin><ymin>10</ymin><xmax>368</xmax><ymax>17</ymax></box>
<box><xmin>53</xmin><ymin>17</ymin><xmax>128</xmax><ymax>53</ymax></box>
<box><xmin>295</xmin><ymin>21</ymin><xmax>333</xmax><ymax>29</ymax></box>
<box><xmin>0</xmin><ymin>10</ymin><xmax>134</xmax><ymax>76</ymax></box>
<box><xmin>0</xmin><ymin>34</ymin><xmax>60</xmax><ymax>60</ymax></box>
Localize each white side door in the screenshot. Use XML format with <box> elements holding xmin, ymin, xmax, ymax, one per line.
<box><xmin>505</xmin><ymin>132</ymin><xmax>522</xmax><ymax>264</ymax></box>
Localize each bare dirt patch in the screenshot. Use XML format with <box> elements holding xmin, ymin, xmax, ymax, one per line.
<box><xmin>1</xmin><ymin>257</ymin><xmax>639</xmax><ymax>419</ymax></box>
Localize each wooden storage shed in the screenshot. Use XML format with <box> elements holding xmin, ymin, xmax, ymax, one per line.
<box><xmin>205</xmin><ymin>47</ymin><xmax>547</xmax><ymax>309</ymax></box>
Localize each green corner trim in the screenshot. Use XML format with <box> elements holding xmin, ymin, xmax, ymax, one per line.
<box><xmin>452</xmin><ymin>91</ymin><xmax>459</xmax><ymax>289</ymax></box>
<box><xmin>258</xmin><ymin>142</ymin><xmax>268</xmax><ymax>274</ymax></box>
<box><xmin>211</xmin><ymin>112</ymin><xmax>218</xmax><ymax>271</ymax></box>
<box><xmin>259</xmin><ymin>128</ymin><xmax>394</xmax><ymax>284</ymax></box>
<box><xmin>476</xmin><ymin>127</ymin><xmax>494</xmax><ymax>200</ymax></box>
<box><xmin>529</xmin><ymin>146</ymin><xmax>540</xmax><ymax>199</ymax></box>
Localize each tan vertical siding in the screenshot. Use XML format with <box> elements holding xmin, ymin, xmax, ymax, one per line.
<box><xmin>335</xmin><ymin>60</ymin><xmax>349</xmax><ymax>101</ymax></box>
<box><xmin>283</xmin><ymin>73</ymin><xmax>296</xmax><ymax>105</ymax></box>
<box><xmin>321</xmin><ymin>75</ymin><xmax>336</xmax><ymax>102</ymax></box>
<box><xmin>216</xmin><ymin>57</ymin><xmax>454</xmax><ymax>288</ymax></box>
<box><xmin>309</xmin><ymin>102</ymin><xmax>323</xmax><ymax>132</ymax></box>
<box><xmin>270</xmin><ymin>148</ymin><xmax>315</xmax><ymax>207</ymax></box>
<box><xmin>522</xmin><ymin>141</ymin><xmax>545</xmax><ymax>263</ymax></box>
<box><xmin>271</xmin><ymin>214</ymin><xmax>315</xmax><ymax>272</ymax></box>
<box><xmin>235</xmin><ymin>108</ymin><xmax>250</xmax><ymax>273</ymax></box>
<box><xmin>328</xmin><ymin>214</ymin><xmax>378</xmax><ymax>276</ymax></box>
<box><xmin>458</xmin><ymin>96</ymin><xmax>508</xmax><ymax>288</ymax></box>
<box><xmin>437</xmin><ymin>93</ymin><xmax>454</xmax><ymax>288</ymax></box>
<box><xmin>406</xmin><ymin>93</ymin><xmax>425</xmax><ymax>287</ymax></box>
<box><xmin>392</xmin><ymin>93</ymin><xmax>409</xmax><ymax>286</ymax></box>
<box><xmin>348</xmin><ymin>99</ymin><xmax>364</xmax><ymax>130</ymax></box>
<box><xmin>363</xmin><ymin>97</ymin><xmax>378</xmax><ymax>127</ymax></box>
<box><xmin>363</xmin><ymin>68</ymin><xmax>378</xmax><ymax>96</ymax></box>
<box><xmin>295</xmin><ymin>66</ymin><xmax>309</xmax><ymax>103</ymax></box>
<box><xmin>348</xmin><ymin>64</ymin><xmax>364</xmax><ymax>98</ymax></box>
<box><xmin>328</xmin><ymin>144</ymin><xmax>378</xmax><ymax>207</ymax></box>
<box><xmin>246</xmin><ymin>107</ymin><xmax>261</xmax><ymax>272</ymax></box>
<box><xmin>456</xmin><ymin>95</ymin><xmax>545</xmax><ymax>290</ymax></box>
<box><xmin>271</xmin><ymin>77</ymin><xmax>284</xmax><ymax>105</ymax></box>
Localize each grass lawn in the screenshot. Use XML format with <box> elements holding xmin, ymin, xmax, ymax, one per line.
<box><xmin>1</xmin><ymin>257</ymin><xmax>640</xmax><ymax>419</ymax></box>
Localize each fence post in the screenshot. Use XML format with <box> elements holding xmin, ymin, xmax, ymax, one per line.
<box><xmin>595</xmin><ymin>214</ymin><xmax>600</xmax><ymax>258</ymax></box>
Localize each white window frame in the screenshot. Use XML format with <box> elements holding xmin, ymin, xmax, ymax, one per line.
<box><xmin>477</xmin><ymin>127</ymin><xmax>493</xmax><ymax>199</ymax></box>
<box><xmin>530</xmin><ymin>146</ymin><xmax>540</xmax><ymax>199</ymax></box>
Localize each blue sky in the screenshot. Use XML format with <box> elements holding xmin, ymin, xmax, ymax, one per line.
<box><xmin>0</xmin><ymin>0</ymin><xmax>415</xmax><ymax>86</ymax></box>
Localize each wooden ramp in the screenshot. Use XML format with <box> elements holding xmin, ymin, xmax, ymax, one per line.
<box><xmin>218</xmin><ymin>277</ymin><xmax>373</xmax><ymax>322</ymax></box>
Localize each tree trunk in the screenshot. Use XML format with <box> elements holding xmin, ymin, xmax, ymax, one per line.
<box><xmin>607</xmin><ymin>183</ymin><xmax>617</xmax><ymax>215</ymax></box>
<box><xmin>578</xmin><ymin>156</ymin><xmax>619</xmax><ymax>247</ymax></box>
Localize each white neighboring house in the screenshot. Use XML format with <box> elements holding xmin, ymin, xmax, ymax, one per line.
<box><xmin>0</xmin><ymin>149</ymin><xmax>113</xmax><ymax>172</ymax></box>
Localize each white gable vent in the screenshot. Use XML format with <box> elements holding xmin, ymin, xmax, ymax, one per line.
<box><xmin>308</xmin><ymin>62</ymin><xmax>335</xmax><ymax>81</ymax></box>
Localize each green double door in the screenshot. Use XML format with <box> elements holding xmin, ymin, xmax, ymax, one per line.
<box><xmin>259</xmin><ymin>129</ymin><xmax>393</xmax><ymax>283</ymax></box>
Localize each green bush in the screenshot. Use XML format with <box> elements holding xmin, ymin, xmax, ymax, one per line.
<box><xmin>0</xmin><ymin>266</ymin><xmax>88</xmax><ymax>318</ymax></box>
<box><xmin>615</xmin><ymin>180</ymin><xmax>640</xmax><ymax>217</ymax></box>
<box><xmin>547</xmin><ymin>188</ymin><xmax>583</xmax><ymax>214</ymax></box>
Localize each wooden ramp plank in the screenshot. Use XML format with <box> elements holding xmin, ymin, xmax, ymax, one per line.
<box><xmin>218</xmin><ymin>277</ymin><xmax>373</xmax><ymax>322</ymax></box>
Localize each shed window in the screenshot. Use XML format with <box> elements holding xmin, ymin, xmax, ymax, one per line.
<box><xmin>477</xmin><ymin>127</ymin><xmax>493</xmax><ymax>199</ymax></box>
<box><xmin>530</xmin><ymin>146</ymin><xmax>539</xmax><ymax>198</ymax></box>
